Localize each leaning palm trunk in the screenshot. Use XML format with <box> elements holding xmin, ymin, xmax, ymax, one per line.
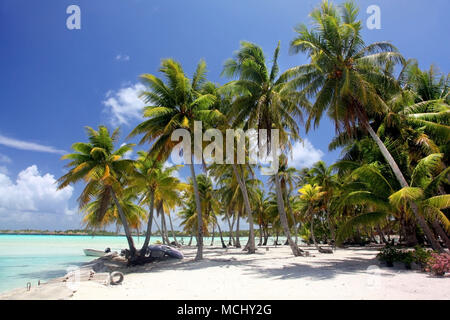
<box><xmin>363</xmin><ymin>121</ymin><xmax>442</xmax><ymax>251</ymax></box>
<box><xmin>160</xmin><ymin>206</ymin><xmax>171</xmax><ymax>244</ymax></box>
<box><xmin>210</xmin><ymin>223</ymin><xmax>215</xmax><ymax>246</ymax></box>
<box><xmin>274</xmin><ymin>173</ymin><xmax>302</xmax><ymax>256</ymax></box>
<box><xmin>152</xmin><ymin>214</ymin><xmax>163</xmax><ymax>241</ymax></box>
<box><xmin>188</xmin><ymin>234</ymin><xmax>193</xmax><ymax>246</ymax></box>
<box><xmin>232</xmin><ymin>164</ymin><xmax>256</xmax><ymax>253</ymax></box>
<box><xmin>111</xmin><ymin>189</ymin><xmax>136</xmax><ymax>256</ymax></box>
<box><xmin>189</xmin><ymin>161</ymin><xmax>204</xmax><ymax>260</ymax></box>
<box><xmin>258</xmin><ymin>223</ymin><xmax>263</xmax><ymax>246</ymax></box>
<box><xmin>228</xmin><ymin>210</ymin><xmax>236</xmax><ymax>246</ymax></box>
<box><xmin>168</xmin><ymin>213</ymin><xmax>179</xmax><ymax>246</ymax></box>
<box><xmin>432</xmin><ymin>220</ymin><xmax>450</xmax><ymax>249</ymax></box>
<box><xmin>140</xmin><ymin>190</ymin><xmax>155</xmax><ymax>253</ymax></box>
<box><xmin>235</xmin><ymin>211</ymin><xmax>241</xmax><ymax>248</ymax></box>
<box><xmin>325</xmin><ymin>209</ymin><xmax>335</xmax><ymax>250</ymax></box>
<box><xmin>213</xmin><ymin>215</ymin><xmax>227</xmax><ymax>248</ymax></box>
<box><xmin>285</xmin><ymin>190</ymin><xmax>298</xmax><ymax>245</ymax></box>
<box><xmin>310</xmin><ymin>215</ymin><xmax>319</xmax><ymax>251</ymax></box>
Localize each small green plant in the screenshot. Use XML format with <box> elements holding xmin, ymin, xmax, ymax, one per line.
<box><xmin>400</xmin><ymin>251</ymin><xmax>414</xmax><ymax>269</ymax></box>
<box><xmin>377</xmin><ymin>245</ymin><xmax>402</xmax><ymax>267</ymax></box>
<box><xmin>425</xmin><ymin>252</ymin><xmax>450</xmax><ymax>276</ymax></box>
<box><xmin>411</xmin><ymin>245</ymin><xmax>432</xmax><ymax>269</ymax></box>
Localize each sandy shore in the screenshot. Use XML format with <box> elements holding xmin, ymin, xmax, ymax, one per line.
<box><xmin>1</xmin><ymin>245</ymin><xmax>449</xmax><ymax>300</ymax></box>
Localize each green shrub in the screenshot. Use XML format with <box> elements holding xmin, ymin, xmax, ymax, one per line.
<box><xmin>400</xmin><ymin>251</ymin><xmax>414</xmax><ymax>269</ymax></box>
<box><xmin>377</xmin><ymin>245</ymin><xmax>403</xmax><ymax>266</ymax></box>
<box><xmin>411</xmin><ymin>245</ymin><xmax>432</xmax><ymax>268</ymax></box>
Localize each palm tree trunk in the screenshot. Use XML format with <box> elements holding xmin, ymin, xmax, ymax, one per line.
<box><xmin>432</xmin><ymin>220</ymin><xmax>450</xmax><ymax>249</ymax></box>
<box><xmin>189</xmin><ymin>161</ymin><xmax>204</xmax><ymax>260</ymax></box>
<box><xmin>310</xmin><ymin>214</ymin><xmax>320</xmax><ymax>251</ymax></box>
<box><xmin>325</xmin><ymin>209</ymin><xmax>335</xmax><ymax>249</ymax></box>
<box><xmin>285</xmin><ymin>189</ymin><xmax>298</xmax><ymax>245</ymax></box>
<box><xmin>160</xmin><ymin>207</ymin><xmax>166</xmax><ymax>244</ymax></box>
<box><xmin>225</xmin><ymin>209</ymin><xmax>234</xmax><ymax>246</ymax></box>
<box><xmin>210</xmin><ymin>223</ymin><xmax>215</xmax><ymax>246</ymax></box>
<box><xmin>188</xmin><ymin>234</ymin><xmax>193</xmax><ymax>246</ymax></box>
<box><xmin>168</xmin><ymin>212</ymin><xmax>179</xmax><ymax>246</ymax></box>
<box><xmin>258</xmin><ymin>223</ymin><xmax>263</xmax><ymax>246</ymax></box>
<box><xmin>213</xmin><ymin>215</ymin><xmax>227</xmax><ymax>248</ymax></box>
<box><xmin>263</xmin><ymin>227</ymin><xmax>269</xmax><ymax>245</ymax></box>
<box><xmin>111</xmin><ymin>189</ymin><xmax>136</xmax><ymax>256</ymax></box>
<box><xmin>141</xmin><ymin>190</ymin><xmax>154</xmax><ymax>253</ymax></box>
<box><xmin>363</xmin><ymin>121</ymin><xmax>442</xmax><ymax>251</ymax></box>
<box><xmin>274</xmin><ymin>173</ymin><xmax>302</xmax><ymax>256</ymax></box>
<box><xmin>232</xmin><ymin>164</ymin><xmax>255</xmax><ymax>253</ymax></box>
<box><xmin>152</xmin><ymin>213</ymin><xmax>163</xmax><ymax>242</ymax></box>
<box><xmin>160</xmin><ymin>205</ymin><xmax>171</xmax><ymax>244</ymax></box>
<box><xmin>376</xmin><ymin>225</ymin><xmax>388</xmax><ymax>244</ymax></box>
<box><xmin>235</xmin><ymin>211</ymin><xmax>241</xmax><ymax>248</ymax></box>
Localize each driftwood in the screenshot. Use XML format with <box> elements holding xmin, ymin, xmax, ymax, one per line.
<box><xmin>318</xmin><ymin>247</ymin><xmax>333</xmax><ymax>254</ymax></box>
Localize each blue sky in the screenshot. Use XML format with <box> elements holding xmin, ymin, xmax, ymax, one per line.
<box><xmin>0</xmin><ymin>0</ymin><xmax>448</xmax><ymax>230</ymax></box>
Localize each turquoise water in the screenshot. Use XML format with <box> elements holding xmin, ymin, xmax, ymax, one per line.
<box><xmin>0</xmin><ymin>234</ymin><xmax>240</xmax><ymax>293</ymax></box>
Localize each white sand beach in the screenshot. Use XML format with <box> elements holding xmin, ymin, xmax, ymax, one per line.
<box><xmin>1</xmin><ymin>245</ymin><xmax>449</xmax><ymax>300</ymax></box>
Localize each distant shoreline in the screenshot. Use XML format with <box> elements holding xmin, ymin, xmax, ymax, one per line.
<box><xmin>0</xmin><ymin>232</ymin><xmax>129</xmax><ymax>237</ymax></box>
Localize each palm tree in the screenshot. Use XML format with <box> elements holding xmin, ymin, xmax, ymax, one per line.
<box><xmin>128</xmin><ymin>151</ymin><xmax>161</xmax><ymax>252</ymax></box>
<box><xmin>82</xmin><ymin>193</ymin><xmax>146</xmax><ymax>234</ymax></box>
<box><xmin>269</xmin><ymin>155</ymin><xmax>300</xmax><ymax>244</ymax></box>
<box><xmin>389</xmin><ymin>154</ymin><xmax>450</xmax><ymax>247</ymax></box>
<box><xmin>309</xmin><ymin>161</ymin><xmax>338</xmax><ymax>247</ymax></box>
<box><xmin>222</xmin><ymin>41</ymin><xmax>304</xmax><ymax>256</ymax></box>
<box><xmin>203</xmin><ymin>82</ymin><xmax>259</xmax><ymax>253</ymax></box>
<box><xmin>129</xmin><ymin>59</ymin><xmax>220</xmax><ymax>260</ymax></box>
<box><xmin>57</xmin><ymin>126</ymin><xmax>137</xmax><ymax>256</ymax></box>
<box><xmin>298</xmin><ymin>184</ymin><xmax>330</xmax><ymax>253</ymax></box>
<box><xmin>288</xmin><ymin>0</ymin><xmax>441</xmax><ymax>250</ymax></box>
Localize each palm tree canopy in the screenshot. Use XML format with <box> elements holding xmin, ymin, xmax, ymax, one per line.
<box><xmin>288</xmin><ymin>0</ymin><xmax>404</xmax><ymax>133</ymax></box>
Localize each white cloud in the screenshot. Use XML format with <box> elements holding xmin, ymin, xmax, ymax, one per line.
<box><xmin>115</xmin><ymin>54</ymin><xmax>130</xmax><ymax>61</ymax></box>
<box><xmin>102</xmin><ymin>83</ymin><xmax>146</xmax><ymax>126</ymax></box>
<box><xmin>288</xmin><ymin>139</ymin><xmax>324</xmax><ymax>169</ymax></box>
<box><xmin>0</xmin><ymin>165</ymin><xmax>75</xmax><ymax>217</ymax></box>
<box><xmin>0</xmin><ymin>135</ymin><xmax>65</xmax><ymax>154</ymax></box>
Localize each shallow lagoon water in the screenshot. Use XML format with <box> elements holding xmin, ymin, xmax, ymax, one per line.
<box><xmin>0</xmin><ymin>234</ymin><xmax>263</xmax><ymax>293</ymax></box>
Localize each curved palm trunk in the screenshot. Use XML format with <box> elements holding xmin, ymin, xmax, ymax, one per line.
<box><xmin>229</xmin><ymin>210</ymin><xmax>236</xmax><ymax>246</ymax></box>
<box><xmin>140</xmin><ymin>190</ymin><xmax>155</xmax><ymax>253</ymax></box>
<box><xmin>235</xmin><ymin>211</ymin><xmax>241</xmax><ymax>248</ymax></box>
<box><xmin>160</xmin><ymin>205</ymin><xmax>170</xmax><ymax>244</ymax></box>
<box><xmin>159</xmin><ymin>207</ymin><xmax>166</xmax><ymax>244</ymax></box>
<box><xmin>213</xmin><ymin>215</ymin><xmax>227</xmax><ymax>248</ymax></box>
<box><xmin>363</xmin><ymin>121</ymin><xmax>442</xmax><ymax>251</ymax></box>
<box><xmin>325</xmin><ymin>209</ymin><xmax>335</xmax><ymax>250</ymax></box>
<box><xmin>168</xmin><ymin>212</ymin><xmax>179</xmax><ymax>246</ymax></box>
<box><xmin>210</xmin><ymin>223</ymin><xmax>215</xmax><ymax>246</ymax></box>
<box><xmin>111</xmin><ymin>190</ymin><xmax>136</xmax><ymax>256</ymax></box>
<box><xmin>188</xmin><ymin>234</ymin><xmax>193</xmax><ymax>246</ymax></box>
<box><xmin>263</xmin><ymin>227</ymin><xmax>269</xmax><ymax>245</ymax></box>
<box><xmin>310</xmin><ymin>213</ymin><xmax>320</xmax><ymax>251</ymax></box>
<box><xmin>285</xmin><ymin>189</ymin><xmax>298</xmax><ymax>245</ymax></box>
<box><xmin>152</xmin><ymin>214</ymin><xmax>164</xmax><ymax>243</ymax></box>
<box><xmin>432</xmin><ymin>220</ymin><xmax>450</xmax><ymax>249</ymax></box>
<box><xmin>189</xmin><ymin>161</ymin><xmax>204</xmax><ymax>260</ymax></box>
<box><xmin>274</xmin><ymin>173</ymin><xmax>302</xmax><ymax>256</ymax></box>
<box><xmin>258</xmin><ymin>223</ymin><xmax>263</xmax><ymax>246</ymax></box>
<box><xmin>232</xmin><ymin>164</ymin><xmax>255</xmax><ymax>253</ymax></box>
